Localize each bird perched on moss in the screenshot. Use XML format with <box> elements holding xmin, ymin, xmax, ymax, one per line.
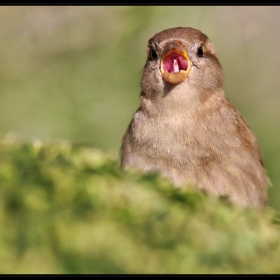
<box><xmin>120</xmin><ymin>27</ymin><xmax>269</xmax><ymax>208</ymax></box>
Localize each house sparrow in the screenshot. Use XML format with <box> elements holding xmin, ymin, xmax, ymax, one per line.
<box><xmin>120</xmin><ymin>27</ymin><xmax>269</xmax><ymax>208</ymax></box>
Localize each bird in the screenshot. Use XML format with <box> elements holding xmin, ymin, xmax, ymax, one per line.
<box><xmin>120</xmin><ymin>27</ymin><xmax>269</xmax><ymax>208</ymax></box>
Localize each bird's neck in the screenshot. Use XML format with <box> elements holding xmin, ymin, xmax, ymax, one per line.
<box><xmin>140</xmin><ymin>82</ymin><xmax>225</xmax><ymax>118</ymax></box>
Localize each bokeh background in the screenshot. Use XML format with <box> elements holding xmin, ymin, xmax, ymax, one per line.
<box><xmin>0</xmin><ymin>6</ymin><xmax>279</xmax><ymax>210</ymax></box>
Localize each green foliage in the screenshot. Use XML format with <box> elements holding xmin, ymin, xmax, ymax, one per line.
<box><xmin>0</xmin><ymin>135</ymin><xmax>279</xmax><ymax>274</ymax></box>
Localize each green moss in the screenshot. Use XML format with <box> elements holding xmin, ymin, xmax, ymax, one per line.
<box><xmin>0</xmin><ymin>136</ymin><xmax>279</xmax><ymax>274</ymax></box>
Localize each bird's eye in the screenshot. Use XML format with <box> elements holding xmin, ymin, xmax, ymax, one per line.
<box><xmin>197</xmin><ymin>46</ymin><xmax>204</xmax><ymax>57</ymax></box>
<box><xmin>149</xmin><ymin>48</ymin><xmax>158</xmax><ymax>60</ymax></box>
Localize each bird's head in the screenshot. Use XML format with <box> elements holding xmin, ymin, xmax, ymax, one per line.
<box><xmin>141</xmin><ymin>27</ymin><xmax>224</xmax><ymax>106</ymax></box>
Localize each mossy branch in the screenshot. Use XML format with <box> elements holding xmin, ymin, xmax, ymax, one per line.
<box><xmin>0</xmin><ymin>135</ymin><xmax>279</xmax><ymax>273</ymax></box>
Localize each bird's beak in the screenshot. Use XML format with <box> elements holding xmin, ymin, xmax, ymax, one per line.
<box><xmin>160</xmin><ymin>41</ymin><xmax>191</xmax><ymax>85</ymax></box>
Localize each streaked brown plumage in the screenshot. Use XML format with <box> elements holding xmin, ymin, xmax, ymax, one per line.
<box><xmin>120</xmin><ymin>27</ymin><xmax>269</xmax><ymax>208</ymax></box>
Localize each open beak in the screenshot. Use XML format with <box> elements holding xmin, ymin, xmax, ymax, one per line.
<box><xmin>160</xmin><ymin>41</ymin><xmax>191</xmax><ymax>85</ymax></box>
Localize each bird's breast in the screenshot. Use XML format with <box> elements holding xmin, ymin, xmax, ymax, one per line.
<box><xmin>131</xmin><ymin>109</ymin><xmax>217</xmax><ymax>167</ymax></box>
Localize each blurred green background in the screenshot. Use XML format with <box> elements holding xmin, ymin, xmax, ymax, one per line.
<box><xmin>0</xmin><ymin>6</ymin><xmax>279</xmax><ymax>210</ymax></box>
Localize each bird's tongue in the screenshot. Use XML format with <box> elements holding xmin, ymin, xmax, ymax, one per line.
<box><xmin>162</xmin><ymin>52</ymin><xmax>188</xmax><ymax>73</ymax></box>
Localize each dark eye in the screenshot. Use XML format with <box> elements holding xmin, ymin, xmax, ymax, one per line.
<box><xmin>197</xmin><ymin>46</ymin><xmax>204</xmax><ymax>57</ymax></box>
<box><xmin>149</xmin><ymin>48</ymin><xmax>158</xmax><ymax>60</ymax></box>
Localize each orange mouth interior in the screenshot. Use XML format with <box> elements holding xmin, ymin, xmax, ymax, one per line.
<box><xmin>161</xmin><ymin>49</ymin><xmax>191</xmax><ymax>84</ymax></box>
